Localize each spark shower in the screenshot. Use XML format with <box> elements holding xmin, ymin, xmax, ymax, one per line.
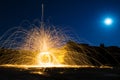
<box><xmin>0</xmin><ymin>21</ymin><xmax>94</xmax><ymax>68</ymax></box>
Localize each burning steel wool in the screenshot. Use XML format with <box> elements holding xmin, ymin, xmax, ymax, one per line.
<box><xmin>0</xmin><ymin>21</ymin><xmax>95</xmax><ymax>68</ymax></box>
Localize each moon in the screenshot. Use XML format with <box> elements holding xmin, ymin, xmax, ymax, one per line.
<box><xmin>104</xmin><ymin>18</ymin><xmax>113</xmax><ymax>25</ymax></box>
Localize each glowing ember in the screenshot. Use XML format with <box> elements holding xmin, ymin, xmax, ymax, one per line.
<box><xmin>37</xmin><ymin>51</ymin><xmax>60</xmax><ymax>67</ymax></box>
<box><xmin>38</xmin><ymin>52</ymin><xmax>52</xmax><ymax>65</ymax></box>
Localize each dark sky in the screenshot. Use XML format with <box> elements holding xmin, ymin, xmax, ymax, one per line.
<box><xmin>0</xmin><ymin>0</ymin><xmax>120</xmax><ymax>46</ymax></box>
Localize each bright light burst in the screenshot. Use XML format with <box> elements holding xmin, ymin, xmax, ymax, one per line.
<box><xmin>104</xmin><ymin>18</ymin><xmax>113</xmax><ymax>25</ymax></box>
<box><xmin>37</xmin><ymin>51</ymin><xmax>59</xmax><ymax>67</ymax></box>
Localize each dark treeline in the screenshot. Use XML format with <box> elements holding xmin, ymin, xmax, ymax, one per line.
<box><xmin>65</xmin><ymin>41</ymin><xmax>120</xmax><ymax>67</ymax></box>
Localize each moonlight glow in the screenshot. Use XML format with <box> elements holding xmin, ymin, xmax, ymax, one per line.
<box><xmin>104</xmin><ymin>18</ymin><xmax>113</xmax><ymax>25</ymax></box>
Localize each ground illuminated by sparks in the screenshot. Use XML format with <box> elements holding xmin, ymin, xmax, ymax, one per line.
<box><xmin>0</xmin><ymin>64</ymin><xmax>112</xmax><ymax>69</ymax></box>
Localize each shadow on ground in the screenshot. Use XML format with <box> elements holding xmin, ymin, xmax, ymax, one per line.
<box><xmin>0</xmin><ymin>66</ymin><xmax>120</xmax><ymax>80</ymax></box>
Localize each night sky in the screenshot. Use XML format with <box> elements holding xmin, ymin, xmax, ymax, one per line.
<box><xmin>0</xmin><ymin>0</ymin><xmax>120</xmax><ymax>46</ymax></box>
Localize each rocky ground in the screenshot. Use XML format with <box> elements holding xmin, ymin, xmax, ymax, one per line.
<box><xmin>0</xmin><ymin>66</ymin><xmax>120</xmax><ymax>80</ymax></box>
